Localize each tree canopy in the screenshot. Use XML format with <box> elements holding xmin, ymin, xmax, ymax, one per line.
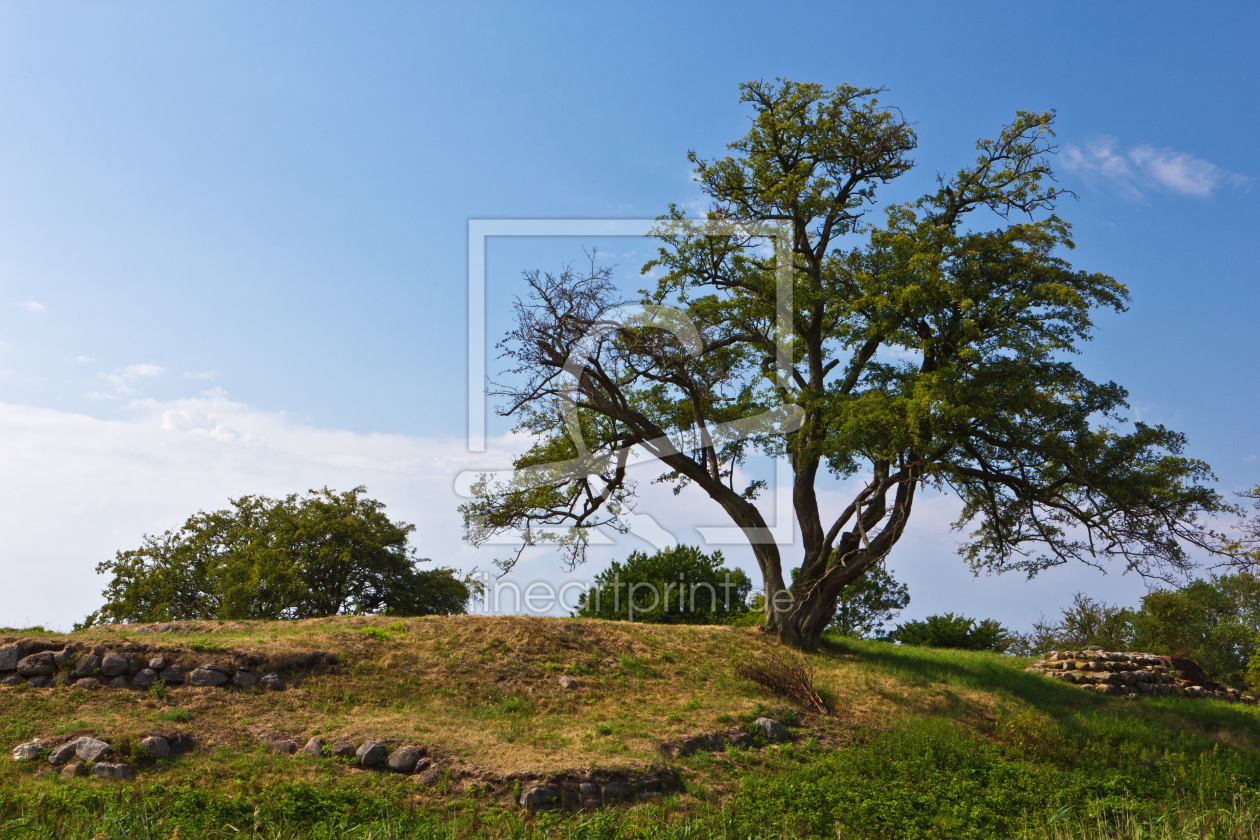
<box><xmin>574</xmin><ymin>545</ymin><xmax>753</xmax><ymax>624</ymax></box>
<box><xmin>84</xmin><ymin>486</ymin><xmax>473</xmax><ymax>626</ymax></box>
<box><xmin>461</xmin><ymin>78</ymin><xmax>1227</xmax><ymax>649</ymax></box>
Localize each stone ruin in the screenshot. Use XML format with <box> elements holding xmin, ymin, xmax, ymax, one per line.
<box><xmin>1025</xmin><ymin>646</ymin><xmax>1256</xmax><ymax>703</ymax></box>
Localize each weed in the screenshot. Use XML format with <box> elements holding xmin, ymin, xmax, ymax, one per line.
<box><xmin>148</xmin><ymin>678</ymin><xmax>167</xmax><ymax>702</ymax></box>
<box><xmin>189</xmin><ymin>640</ymin><xmax>230</xmax><ymax>653</ymax></box>
<box><xmin>156</xmin><ymin>708</ymin><xmax>192</xmax><ymax>723</ymax></box>
<box><xmin>51</xmin><ymin>721</ymin><xmax>93</xmax><ymax>737</ymax></box>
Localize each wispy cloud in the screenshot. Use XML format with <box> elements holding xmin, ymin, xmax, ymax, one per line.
<box><xmin>97</xmin><ymin>362</ymin><xmax>164</xmax><ymax>396</ymax></box>
<box><xmin>74</xmin><ymin>356</ymin><xmax>93</xmax><ymax>364</ymax></box>
<box><xmin>11</xmin><ymin>301</ymin><xmax>45</xmax><ymax>312</ymax></box>
<box><xmin>1063</xmin><ymin>137</ymin><xmax>1250</xmax><ymax>200</ymax></box>
<box><xmin>183</xmin><ymin>371</ymin><xmax>217</xmax><ymax>381</ymax></box>
<box><xmin>1245</xmin><ymin>455</ymin><xmax>1257</xmax><ymax>463</ymax></box>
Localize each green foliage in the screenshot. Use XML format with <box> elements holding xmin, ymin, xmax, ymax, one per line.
<box><xmin>828</xmin><ymin>564</ymin><xmax>909</xmax><ymax>638</ymax></box>
<box><xmin>155</xmin><ymin>708</ymin><xmax>192</xmax><ymax>723</ymax></box>
<box><xmin>889</xmin><ymin>612</ymin><xmax>1011</xmax><ymax>652</ymax></box>
<box><xmin>1011</xmin><ymin>593</ymin><xmax>1137</xmax><ymax>656</ymax></box>
<box><xmin>84</xmin><ymin>486</ymin><xmax>474</xmax><ymax>625</ymax></box>
<box><xmin>574</xmin><ymin>545</ymin><xmax>753</xmax><ymax>624</ymax></box>
<box><xmin>148</xmin><ymin>678</ymin><xmax>166</xmax><ymax>702</ymax></box>
<box><xmin>1133</xmin><ymin>573</ymin><xmax>1260</xmax><ymax>689</ymax></box>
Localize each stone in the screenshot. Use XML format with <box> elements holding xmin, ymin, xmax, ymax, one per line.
<box><xmin>638</xmin><ymin>791</ymin><xmax>662</xmax><ymax>802</ymax></box>
<box><xmin>112</xmin><ymin>763</ymin><xmax>135</xmax><ymax>780</ymax></box>
<box><xmin>0</xmin><ymin>643</ymin><xmax>19</xmax><ymax>671</ymax></box>
<box><xmin>2</xmin><ymin>674</ymin><xmax>24</xmax><ymax>686</ymax></box>
<box><xmin>579</xmin><ymin>782</ymin><xmax>597</xmax><ymax>797</ymax></box>
<box><xmin>16</xmin><ymin>652</ymin><xmax>56</xmax><ymax>677</ymax></box>
<box><xmin>128</xmin><ymin>658</ymin><xmax>144</xmax><ymax>674</ymax></box>
<box><xmin>755</xmin><ymin>717</ymin><xmax>790</xmax><ymax>743</ymax></box>
<box><xmin>558</xmin><ymin>675</ymin><xmax>577</xmax><ymax>689</ymax></box>
<box><xmin>100</xmin><ymin>653</ymin><xmax>129</xmax><ymax>677</ymax></box>
<box><xmin>581</xmin><ymin>798</ymin><xmax>600</xmax><ymax>811</ymax></box>
<box><xmin>49</xmin><ymin>740</ymin><xmax>84</xmax><ymax>766</ymax></box>
<box><xmin>519</xmin><ymin>785</ymin><xmax>559</xmax><ymax>809</ymax></box>
<box><xmin>231</xmin><ymin>671</ymin><xmax>258</xmax><ymax>689</ymax></box>
<box><xmin>417</xmin><ymin>767</ymin><xmax>441</xmax><ymax>786</ymax></box>
<box><xmin>640</xmin><ymin>777</ymin><xmax>662</xmax><ymax>792</ymax></box>
<box><xmin>729</xmin><ymin>732</ymin><xmax>754</xmax><ymax>748</ymax></box>
<box><xmin>53</xmin><ymin>649</ymin><xmax>73</xmax><ymax>668</ymax></box>
<box><xmin>260</xmin><ymin>673</ymin><xmax>285</xmax><ymax>691</ymax></box>
<box><xmin>414</xmin><ymin>758</ymin><xmax>431</xmax><ymax>773</ymax></box>
<box><xmin>387</xmin><ymin>745</ymin><xmax>422</xmax><ymax>773</ymax></box>
<box><xmin>201</xmin><ymin>663</ymin><xmax>232</xmax><ymax>674</ymax></box>
<box><xmin>678</xmin><ymin>738</ymin><xmax>701</xmax><ymax>756</ymax></box>
<box><xmin>356</xmin><ymin>740</ymin><xmax>387</xmax><ymax>768</ymax></box>
<box><xmin>71</xmin><ymin>655</ymin><xmax>101</xmax><ymax>678</ymax></box>
<box><xmin>169</xmin><ymin>734</ymin><xmax>195</xmax><ymax>753</ymax></box>
<box><xmin>148</xmin><ymin>657</ymin><xmax>168</xmax><ymax>671</ymax></box>
<box><xmin>108</xmin><ymin>676</ymin><xmax>130</xmax><ymax>689</ymax></box>
<box><xmin>187</xmin><ymin>668</ymin><xmax>229</xmax><ymax>687</ymax></box>
<box><xmin>159</xmin><ymin>665</ymin><xmax>186</xmax><ymax>684</ymax></box>
<box><xmin>12</xmin><ymin>741</ymin><xmax>41</xmax><ymax>761</ymax></box>
<box><xmin>268</xmin><ymin>740</ymin><xmax>299</xmax><ymax>755</ymax></box>
<box><xmin>139</xmin><ymin>737</ymin><xmax>171</xmax><ymax>759</ymax></box>
<box><xmin>132</xmin><ymin>669</ymin><xmax>158</xmax><ymax>689</ymax></box>
<box><xmin>602</xmin><ymin>781</ymin><xmax>633</xmax><ymax>800</ymax></box>
<box><xmin>27</xmin><ymin>676</ymin><xmax>51</xmax><ymax>688</ymax></box>
<box><xmin>90</xmin><ymin>763</ymin><xmax>115</xmax><ymax>779</ymax></box>
<box><xmin>76</xmin><ymin>737</ymin><xmax>111</xmax><ymax>763</ymax></box>
<box><xmin>302</xmin><ymin>737</ymin><xmax>323</xmax><ymax>758</ymax></box>
<box><xmin>60</xmin><ymin>761</ymin><xmax>87</xmax><ymax>779</ymax></box>
<box><xmin>329</xmin><ymin>739</ymin><xmax>356</xmax><ymax>760</ymax></box>
<box><xmin>158</xmin><ymin>623</ymin><xmax>178</xmax><ymax>633</ymax></box>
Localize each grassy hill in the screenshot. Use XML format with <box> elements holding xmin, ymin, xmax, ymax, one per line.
<box><xmin>4</xmin><ymin>615</ymin><xmax>1260</xmax><ymax>839</ymax></box>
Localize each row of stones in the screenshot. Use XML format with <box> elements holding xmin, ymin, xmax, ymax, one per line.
<box><xmin>520</xmin><ymin>777</ymin><xmax>675</xmax><ymax>812</ymax></box>
<box><xmin>12</xmin><ymin>733</ymin><xmax>190</xmax><ymax>782</ymax></box>
<box><xmin>267</xmin><ymin>736</ymin><xmax>438</xmax><ymax>781</ymax></box>
<box><xmin>1026</xmin><ymin>649</ymin><xmax>1256</xmax><ymax>703</ymax></box>
<box><xmin>0</xmin><ymin>644</ymin><xmax>283</xmax><ymax>692</ymax></box>
<box><xmin>669</xmin><ymin>717</ymin><xmax>791</xmax><ymax>758</ymax></box>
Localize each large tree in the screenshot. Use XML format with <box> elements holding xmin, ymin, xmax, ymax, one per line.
<box><xmin>462</xmin><ymin>79</ymin><xmax>1227</xmax><ymax>649</ymax></box>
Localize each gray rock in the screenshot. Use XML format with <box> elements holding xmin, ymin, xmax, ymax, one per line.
<box><xmin>71</xmin><ymin>655</ymin><xmax>101</xmax><ymax>678</ymax></box>
<box><xmin>1</xmin><ymin>674</ymin><xmax>24</xmax><ymax>686</ymax></box>
<box><xmin>602</xmin><ymin>781</ymin><xmax>633</xmax><ymax>800</ymax></box>
<box><xmin>200</xmin><ymin>663</ymin><xmax>232</xmax><ymax>674</ymax></box>
<box><xmin>90</xmin><ymin>763</ymin><xmax>115</xmax><ymax>779</ymax></box>
<box><xmin>414</xmin><ymin>758</ymin><xmax>431</xmax><ymax>773</ymax></box>
<box><xmin>302</xmin><ymin>737</ymin><xmax>323</xmax><ymax>758</ymax></box>
<box><xmin>158</xmin><ymin>623</ymin><xmax>178</xmax><ymax>633</ymax></box>
<box><xmin>579</xmin><ymin>782</ymin><xmax>596</xmax><ymax>797</ymax></box>
<box><xmin>520</xmin><ymin>786</ymin><xmax>559</xmax><ymax>809</ymax></box>
<box><xmin>148</xmin><ymin>657</ymin><xmax>168</xmax><ymax>671</ymax></box>
<box><xmin>640</xmin><ymin>777</ymin><xmax>662</xmax><ymax>792</ymax></box>
<box><xmin>12</xmin><ymin>741</ymin><xmax>41</xmax><ymax>761</ymax></box>
<box><xmin>417</xmin><ymin>767</ymin><xmax>441</xmax><ymax>786</ymax></box>
<box><xmin>112</xmin><ymin>763</ymin><xmax>135</xmax><ymax>780</ymax></box>
<box><xmin>558</xmin><ymin>675</ymin><xmax>577</xmax><ymax>689</ymax></box>
<box><xmin>581</xmin><ymin>798</ymin><xmax>600</xmax><ymax>811</ymax></box>
<box><xmin>75</xmin><ymin>737</ymin><xmax>111</xmax><ymax>763</ymax></box>
<box><xmin>159</xmin><ymin>665</ymin><xmax>186</xmax><ymax>684</ymax></box>
<box><xmin>267</xmin><ymin>740</ymin><xmax>298</xmax><ymax>755</ymax></box>
<box><xmin>0</xmin><ymin>643</ymin><xmax>19</xmax><ymax>671</ymax></box>
<box><xmin>169</xmin><ymin>734</ymin><xmax>194</xmax><ymax>753</ymax></box>
<box><xmin>188</xmin><ymin>668</ymin><xmax>229</xmax><ymax>687</ymax></box>
<box><xmin>132</xmin><ymin>669</ymin><xmax>158</xmax><ymax>689</ymax></box>
<box><xmin>386</xmin><ymin>745</ymin><xmax>422</xmax><ymax>773</ymax></box>
<box><xmin>679</xmin><ymin>738</ymin><xmax>702</xmax><ymax>756</ymax></box>
<box><xmin>16</xmin><ymin>652</ymin><xmax>56</xmax><ymax>677</ymax></box>
<box><xmin>330</xmin><ymin>739</ymin><xmax>356</xmax><ymax>760</ymax></box>
<box><xmin>27</xmin><ymin>675</ymin><xmax>51</xmax><ymax>688</ymax></box>
<box><xmin>108</xmin><ymin>676</ymin><xmax>130</xmax><ymax>689</ymax></box>
<box><xmin>356</xmin><ymin>740</ymin><xmax>387</xmax><ymax>768</ymax></box>
<box><xmin>60</xmin><ymin>761</ymin><xmax>86</xmax><ymax>779</ymax></box>
<box><xmin>231</xmin><ymin>671</ymin><xmax>257</xmax><ymax>689</ymax></box>
<box><xmin>139</xmin><ymin>736</ymin><xmax>171</xmax><ymax>759</ymax></box>
<box><xmin>260</xmin><ymin>673</ymin><xmax>285</xmax><ymax>691</ymax></box>
<box><xmin>49</xmin><ymin>740</ymin><xmax>84</xmax><ymax>766</ymax></box>
<box><xmin>100</xmin><ymin>653</ymin><xmax>129</xmax><ymax>677</ymax></box>
<box><xmin>638</xmin><ymin>791</ymin><xmax>662</xmax><ymax>802</ymax></box>
<box><xmin>729</xmin><ymin>732</ymin><xmax>754</xmax><ymax>748</ymax></box>
<box><xmin>755</xmin><ymin>717</ymin><xmax>790</xmax><ymax>743</ymax></box>
<box><xmin>53</xmin><ymin>649</ymin><xmax>73</xmax><ymax>668</ymax></box>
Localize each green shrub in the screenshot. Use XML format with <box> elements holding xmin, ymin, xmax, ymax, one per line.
<box><xmin>888</xmin><ymin>612</ymin><xmax>1011</xmax><ymax>652</ymax></box>
<box><xmin>575</xmin><ymin>545</ymin><xmax>753</xmax><ymax>624</ymax></box>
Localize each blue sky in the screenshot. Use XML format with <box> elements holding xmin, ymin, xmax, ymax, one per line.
<box><xmin>0</xmin><ymin>2</ymin><xmax>1256</xmax><ymax>630</ymax></box>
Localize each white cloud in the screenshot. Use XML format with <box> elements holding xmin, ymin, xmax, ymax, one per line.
<box><xmin>1063</xmin><ymin>136</ymin><xmax>1250</xmax><ymax>200</ymax></box>
<box><xmin>74</xmin><ymin>356</ymin><xmax>94</xmax><ymax>364</ymax></box>
<box><xmin>1245</xmin><ymin>455</ymin><xmax>1257</xmax><ymax>463</ymax></box>
<box><xmin>101</xmin><ymin>362</ymin><xmax>164</xmax><ymax>394</ymax></box>
<box><xmin>11</xmin><ymin>301</ymin><xmax>45</xmax><ymax>312</ymax></box>
<box><xmin>183</xmin><ymin>371</ymin><xmax>217</xmax><ymax>381</ymax></box>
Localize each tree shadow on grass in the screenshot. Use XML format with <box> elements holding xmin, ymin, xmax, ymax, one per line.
<box><xmin>816</xmin><ymin>634</ymin><xmax>1260</xmax><ymax>756</ymax></box>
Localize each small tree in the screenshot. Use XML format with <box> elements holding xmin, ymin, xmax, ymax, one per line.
<box><xmin>83</xmin><ymin>487</ymin><xmax>474</xmax><ymax>626</ymax></box>
<box><xmin>1134</xmin><ymin>574</ymin><xmax>1260</xmax><ymax>689</ymax></box>
<box><xmin>828</xmin><ymin>563</ymin><xmax>909</xmax><ymax>638</ymax></box>
<box><xmin>575</xmin><ymin>545</ymin><xmax>753</xmax><ymax>624</ymax></box>
<box><xmin>888</xmin><ymin>613</ymin><xmax>1011</xmax><ymax>652</ymax></box>
<box><xmin>1011</xmin><ymin>593</ymin><xmax>1136</xmax><ymax>655</ymax></box>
